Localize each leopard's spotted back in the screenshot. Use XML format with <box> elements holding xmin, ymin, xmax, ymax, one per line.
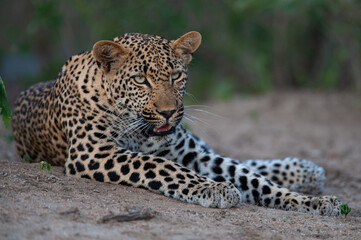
<box><xmin>12</xmin><ymin>80</ymin><xmax>68</xmax><ymax>165</ymax></box>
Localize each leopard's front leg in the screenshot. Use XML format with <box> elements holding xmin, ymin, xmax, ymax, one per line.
<box><xmin>65</xmin><ymin>140</ymin><xmax>240</xmax><ymax>209</ymax></box>
<box><xmin>202</xmin><ymin>157</ymin><xmax>341</xmax><ymax>216</ymax></box>
<box><xmin>162</xmin><ymin>127</ymin><xmax>341</xmax><ymax>216</ymax></box>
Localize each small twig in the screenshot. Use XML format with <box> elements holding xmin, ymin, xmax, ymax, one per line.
<box><xmin>49</xmin><ymin>174</ymin><xmax>62</xmax><ymax>181</ymax></box>
<box><xmin>99</xmin><ymin>210</ymin><xmax>154</xmax><ymax>223</ymax></box>
<box><xmin>59</xmin><ymin>207</ymin><xmax>80</xmax><ymax>215</ymax></box>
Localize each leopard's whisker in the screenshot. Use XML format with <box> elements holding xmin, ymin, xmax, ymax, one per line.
<box><xmin>184</xmin><ymin>104</ymin><xmax>218</xmax><ymax>110</ymax></box>
<box><xmin>184</xmin><ymin>108</ymin><xmax>224</xmax><ymax>120</ymax></box>
<box><xmin>102</xmin><ymin>99</ymin><xmax>125</xmax><ymax>117</ymax></box>
<box><xmin>115</xmin><ymin>124</ymin><xmax>138</xmax><ymax>136</ymax></box>
<box><xmin>182</xmin><ymin>116</ymin><xmax>209</xmax><ymax>139</ymax></box>
<box><xmin>117</xmin><ymin>121</ymin><xmax>142</xmax><ymax>137</ymax></box>
<box><xmin>185</xmin><ymin>91</ymin><xmax>199</xmax><ymax>103</ymax></box>
<box><xmin>91</xmin><ymin>117</ymin><xmax>137</xmax><ymax>142</ymax></box>
<box><xmin>112</xmin><ymin>118</ymin><xmax>140</xmax><ymax>132</ymax></box>
<box><xmin>184</xmin><ymin>113</ymin><xmax>210</xmax><ymax>127</ymax></box>
<box><xmin>111</xmin><ymin>118</ymin><xmax>143</xmax><ymax>139</ymax></box>
<box><xmin>182</xmin><ymin>116</ymin><xmax>195</xmax><ymax>124</ymax></box>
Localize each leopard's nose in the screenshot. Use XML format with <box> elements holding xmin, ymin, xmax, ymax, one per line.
<box><xmin>157</xmin><ymin>109</ymin><xmax>176</xmax><ymax>119</ymax></box>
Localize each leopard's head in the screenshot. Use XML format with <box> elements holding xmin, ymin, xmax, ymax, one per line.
<box><xmin>92</xmin><ymin>32</ymin><xmax>201</xmax><ymax>137</ymax></box>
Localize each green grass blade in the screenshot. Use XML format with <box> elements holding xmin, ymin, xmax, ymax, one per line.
<box><xmin>0</xmin><ymin>77</ymin><xmax>12</xmax><ymax>128</ymax></box>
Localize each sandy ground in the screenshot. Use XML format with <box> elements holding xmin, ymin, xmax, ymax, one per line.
<box><xmin>1</xmin><ymin>91</ymin><xmax>361</xmax><ymax>240</ymax></box>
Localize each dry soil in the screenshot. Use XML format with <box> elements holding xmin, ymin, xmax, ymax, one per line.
<box><xmin>1</xmin><ymin>91</ymin><xmax>361</xmax><ymax>240</ymax></box>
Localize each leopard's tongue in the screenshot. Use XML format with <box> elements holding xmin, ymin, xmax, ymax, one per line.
<box><xmin>155</xmin><ymin>124</ymin><xmax>171</xmax><ymax>133</ymax></box>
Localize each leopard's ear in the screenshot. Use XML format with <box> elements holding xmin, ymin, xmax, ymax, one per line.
<box><xmin>170</xmin><ymin>31</ymin><xmax>202</xmax><ymax>64</ymax></box>
<box><xmin>92</xmin><ymin>40</ymin><xmax>129</xmax><ymax>73</ymax></box>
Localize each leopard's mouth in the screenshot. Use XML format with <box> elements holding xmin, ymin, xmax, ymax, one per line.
<box><xmin>143</xmin><ymin>123</ymin><xmax>176</xmax><ymax>137</ymax></box>
<box><xmin>155</xmin><ymin>124</ymin><xmax>171</xmax><ymax>133</ymax></box>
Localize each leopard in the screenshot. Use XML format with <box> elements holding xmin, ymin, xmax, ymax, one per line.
<box><xmin>12</xmin><ymin>31</ymin><xmax>341</xmax><ymax>215</ymax></box>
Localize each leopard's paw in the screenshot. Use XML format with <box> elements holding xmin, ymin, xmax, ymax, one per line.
<box><xmin>310</xmin><ymin>195</ymin><xmax>341</xmax><ymax>216</ymax></box>
<box><xmin>198</xmin><ymin>182</ymin><xmax>241</xmax><ymax>208</ymax></box>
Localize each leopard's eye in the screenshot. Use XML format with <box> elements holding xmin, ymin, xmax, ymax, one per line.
<box><xmin>171</xmin><ymin>72</ymin><xmax>182</xmax><ymax>81</ymax></box>
<box><xmin>134</xmin><ymin>76</ymin><xmax>146</xmax><ymax>84</ymax></box>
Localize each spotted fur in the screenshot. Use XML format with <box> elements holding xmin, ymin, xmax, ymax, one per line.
<box><xmin>12</xmin><ymin>32</ymin><xmax>341</xmax><ymax>215</ymax></box>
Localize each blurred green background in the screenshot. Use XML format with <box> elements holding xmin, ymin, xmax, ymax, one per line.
<box><xmin>1</xmin><ymin>0</ymin><xmax>361</xmax><ymax>102</ymax></box>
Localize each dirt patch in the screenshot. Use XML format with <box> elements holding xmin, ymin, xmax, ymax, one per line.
<box><xmin>1</xmin><ymin>91</ymin><xmax>361</xmax><ymax>240</ymax></box>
